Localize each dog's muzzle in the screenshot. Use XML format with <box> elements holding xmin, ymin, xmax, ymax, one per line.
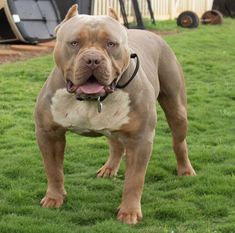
<box><xmin>66</xmin><ymin>75</ymin><xmax>116</xmax><ymax>102</ymax></box>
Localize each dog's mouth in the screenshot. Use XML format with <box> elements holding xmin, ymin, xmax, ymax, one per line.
<box><xmin>66</xmin><ymin>76</ymin><xmax>115</xmax><ymax>100</ymax></box>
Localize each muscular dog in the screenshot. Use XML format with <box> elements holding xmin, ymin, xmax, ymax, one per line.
<box><xmin>35</xmin><ymin>5</ymin><xmax>196</xmax><ymax>224</ymax></box>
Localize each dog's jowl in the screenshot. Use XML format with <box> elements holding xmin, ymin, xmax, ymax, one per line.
<box><xmin>35</xmin><ymin>5</ymin><xmax>196</xmax><ymax>224</ymax></box>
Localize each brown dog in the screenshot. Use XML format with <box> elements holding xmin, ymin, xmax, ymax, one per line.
<box><xmin>35</xmin><ymin>5</ymin><xmax>196</xmax><ymax>224</ymax></box>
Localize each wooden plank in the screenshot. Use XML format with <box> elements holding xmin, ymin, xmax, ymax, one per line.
<box><xmin>10</xmin><ymin>45</ymin><xmax>49</xmax><ymax>52</ymax></box>
<box><xmin>0</xmin><ymin>49</ymin><xmax>21</xmax><ymax>56</ymax></box>
<box><xmin>38</xmin><ymin>41</ymin><xmax>56</xmax><ymax>48</ymax></box>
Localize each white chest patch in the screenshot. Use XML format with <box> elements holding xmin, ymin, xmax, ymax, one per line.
<box><xmin>50</xmin><ymin>88</ymin><xmax>130</xmax><ymax>134</ymax></box>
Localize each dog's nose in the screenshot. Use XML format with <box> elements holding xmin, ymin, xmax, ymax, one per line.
<box><xmin>84</xmin><ymin>54</ymin><xmax>101</xmax><ymax>70</ymax></box>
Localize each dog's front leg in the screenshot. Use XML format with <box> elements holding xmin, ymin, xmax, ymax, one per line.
<box><xmin>117</xmin><ymin>136</ymin><xmax>154</xmax><ymax>224</ymax></box>
<box><xmin>36</xmin><ymin>128</ymin><xmax>67</xmax><ymax>208</ymax></box>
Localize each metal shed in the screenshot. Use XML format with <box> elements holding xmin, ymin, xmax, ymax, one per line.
<box><xmin>0</xmin><ymin>0</ymin><xmax>84</xmax><ymax>44</ymax></box>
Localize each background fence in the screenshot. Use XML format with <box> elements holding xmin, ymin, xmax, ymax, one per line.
<box><xmin>93</xmin><ymin>0</ymin><xmax>214</xmax><ymax>20</ymax></box>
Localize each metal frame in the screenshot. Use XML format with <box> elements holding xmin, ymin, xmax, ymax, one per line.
<box><xmin>131</xmin><ymin>0</ymin><xmax>145</xmax><ymax>29</ymax></box>
<box><xmin>146</xmin><ymin>0</ymin><xmax>156</xmax><ymax>25</ymax></box>
<box><xmin>119</xmin><ymin>0</ymin><xmax>129</xmax><ymax>28</ymax></box>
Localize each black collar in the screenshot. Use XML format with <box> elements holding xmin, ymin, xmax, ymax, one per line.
<box><xmin>97</xmin><ymin>53</ymin><xmax>139</xmax><ymax>102</ymax></box>
<box><xmin>116</xmin><ymin>53</ymin><xmax>140</xmax><ymax>89</ymax></box>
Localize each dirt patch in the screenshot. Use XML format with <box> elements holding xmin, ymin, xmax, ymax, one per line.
<box><xmin>149</xmin><ymin>29</ymin><xmax>180</xmax><ymax>36</ymax></box>
<box><xmin>0</xmin><ymin>41</ymin><xmax>55</xmax><ymax>64</ymax></box>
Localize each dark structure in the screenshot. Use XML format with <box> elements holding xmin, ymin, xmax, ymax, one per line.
<box><xmin>0</xmin><ymin>0</ymin><xmax>62</xmax><ymax>43</ymax></box>
<box><xmin>0</xmin><ymin>0</ymin><xmax>81</xmax><ymax>44</ymax></box>
<box><xmin>118</xmin><ymin>0</ymin><xmax>156</xmax><ymax>29</ymax></box>
<box><xmin>53</xmin><ymin>0</ymin><xmax>77</xmax><ymax>19</ymax></box>
<box><xmin>77</xmin><ymin>0</ymin><xmax>92</xmax><ymax>15</ymax></box>
<box><xmin>54</xmin><ymin>0</ymin><xmax>92</xmax><ymax>18</ymax></box>
<box><xmin>146</xmin><ymin>0</ymin><xmax>156</xmax><ymax>25</ymax></box>
<box><xmin>212</xmin><ymin>0</ymin><xmax>235</xmax><ymax>18</ymax></box>
<box><xmin>131</xmin><ymin>0</ymin><xmax>145</xmax><ymax>29</ymax></box>
<box><xmin>119</xmin><ymin>0</ymin><xmax>129</xmax><ymax>28</ymax></box>
<box><xmin>201</xmin><ymin>10</ymin><xmax>223</xmax><ymax>25</ymax></box>
<box><xmin>177</xmin><ymin>11</ymin><xmax>199</xmax><ymax>28</ymax></box>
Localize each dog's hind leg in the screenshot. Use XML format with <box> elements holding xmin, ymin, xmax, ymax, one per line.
<box><xmin>158</xmin><ymin>62</ymin><xmax>196</xmax><ymax>176</ymax></box>
<box><xmin>97</xmin><ymin>138</ymin><xmax>124</xmax><ymax>177</ymax></box>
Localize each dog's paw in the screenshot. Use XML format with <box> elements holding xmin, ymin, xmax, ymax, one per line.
<box><xmin>40</xmin><ymin>195</ymin><xmax>65</xmax><ymax>208</ymax></box>
<box><xmin>178</xmin><ymin>164</ymin><xmax>196</xmax><ymax>176</ymax></box>
<box><xmin>96</xmin><ymin>165</ymin><xmax>118</xmax><ymax>178</ymax></box>
<box><xmin>117</xmin><ymin>208</ymin><xmax>143</xmax><ymax>225</ymax></box>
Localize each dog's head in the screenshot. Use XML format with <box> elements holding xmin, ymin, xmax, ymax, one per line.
<box><xmin>54</xmin><ymin>4</ymin><xmax>130</xmax><ymax>99</ymax></box>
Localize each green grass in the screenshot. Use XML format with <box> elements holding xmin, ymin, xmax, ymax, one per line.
<box><xmin>1</xmin><ymin>19</ymin><xmax>235</xmax><ymax>233</ymax></box>
<box><xmin>145</xmin><ymin>19</ymin><xmax>181</xmax><ymax>31</ymax></box>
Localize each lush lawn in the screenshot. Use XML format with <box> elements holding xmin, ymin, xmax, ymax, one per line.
<box><xmin>0</xmin><ymin>19</ymin><xmax>235</xmax><ymax>233</ymax></box>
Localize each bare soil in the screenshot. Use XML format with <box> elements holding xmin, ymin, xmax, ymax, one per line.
<box><xmin>0</xmin><ymin>41</ymin><xmax>55</xmax><ymax>64</ymax></box>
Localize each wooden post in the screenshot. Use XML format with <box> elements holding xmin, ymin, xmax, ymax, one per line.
<box><xmin>206</xmin><ymin>0</ymin><xmax>213</xmax><ymax>11</ymax></box>
<box><xmin>192</xmin><ymin>0</ymin><xmax>196</xmax><ymax>12</ymax></box>
<box><xmin>169</xmin><ymin>0</ymin><xmax>179</xmax><ymax>20</ymax></box>
<box><xmin>169</xmin><ymin>0</ymin><xmax>174</xmax><ymax>20</ymax></box>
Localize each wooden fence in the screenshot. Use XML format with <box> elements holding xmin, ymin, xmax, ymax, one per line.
<box><xmin>93</xmin><ymin>0</ymin><xmax>214</xmax><ymax>20</ymax></box>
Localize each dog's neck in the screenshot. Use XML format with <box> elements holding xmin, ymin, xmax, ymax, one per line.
<box><xmin>115</xmin><ymin>53</ymin><xmax>140</xmax><ymax>89</ymax></box>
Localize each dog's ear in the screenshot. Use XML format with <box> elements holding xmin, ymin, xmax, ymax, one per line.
<box><xmin>109</xmin><ymin>8</ymin><xmax>119</xmax><ymax>21</ymax></box>
<box><xmin>64</xmin><ymin>4</ymin><xmax>79</xmax><ymax>21</ymax></box>
<box><xmin>55</xmin><ymin>4</ymin><xmax>79</xmax><ymax>34</ymax></box>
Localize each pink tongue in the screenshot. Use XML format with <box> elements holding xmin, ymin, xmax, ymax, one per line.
<box><xmin>78</xmin><ymin>82</ymin><xmax>105</xmax><ymax>94</ymax></box>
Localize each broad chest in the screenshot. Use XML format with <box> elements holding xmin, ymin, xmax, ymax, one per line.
<box><xmin>50</xmin><ymin>88</ymin><xmax>131</xmax><ymax>136</ymax></box>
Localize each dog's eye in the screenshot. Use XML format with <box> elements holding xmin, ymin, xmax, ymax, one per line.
<box><xmin>70</xmin><ymin>41</ymin><xmax>79</xmax><ymax>48</ymax></box>
<box><xmin>107</xmin><ymin>41</ymin><xmax>116</xmax><ymax>48</ymax></box>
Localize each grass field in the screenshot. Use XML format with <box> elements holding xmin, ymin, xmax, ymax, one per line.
<box><xmin>0</xmin><ymin>19</ymin><xmax>235</xmax><ymax>233</ymax></box>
